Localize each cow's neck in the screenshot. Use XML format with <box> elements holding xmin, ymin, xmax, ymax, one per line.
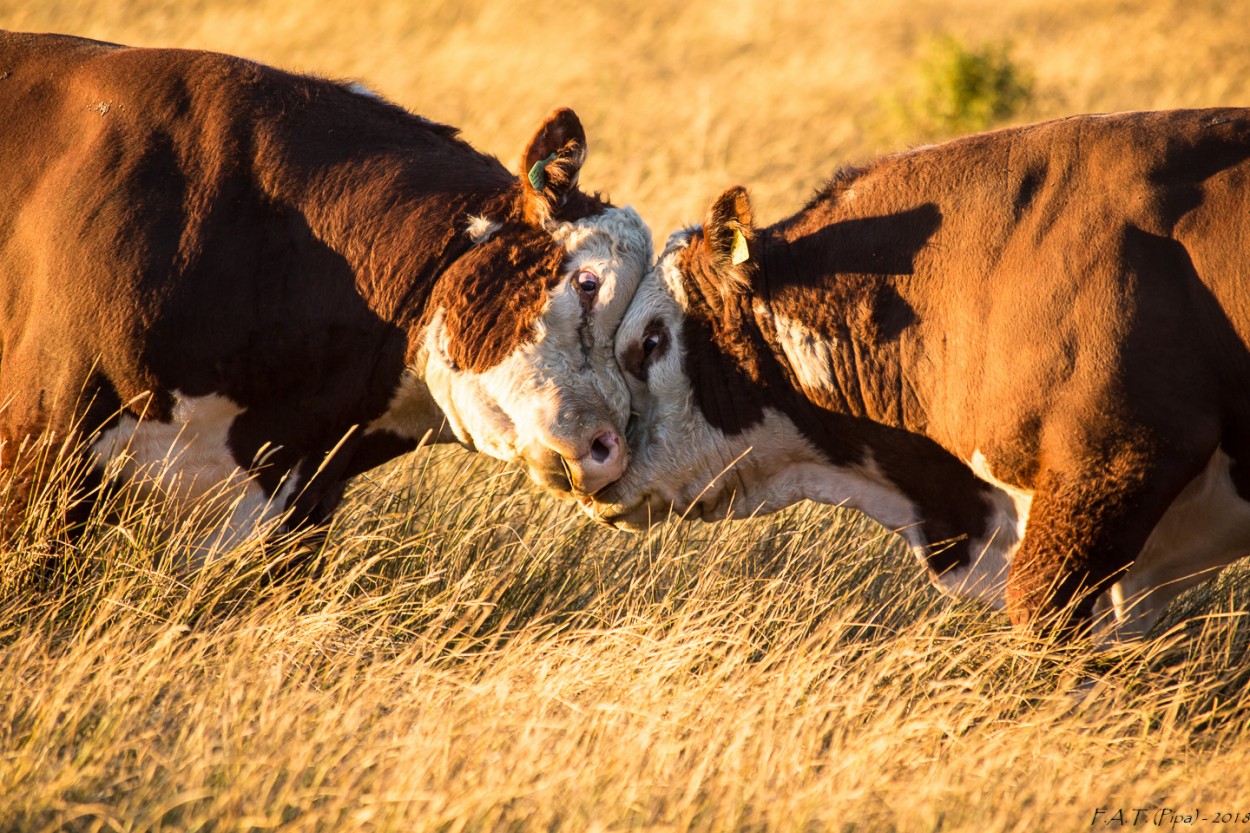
<box><xmin>260</xmin><ymin>133</ymin><xmax>513</xmax><ymax>332</ymax></box>
<box><xmin>257</xmin><ymin>131</ymin><xmax>516</xmax><ymax>447</ymax></box>
<box><xmin>754</xmin><ymin>231</ymin><xmax>922</xmax><ymax>437</ymax></box>
<box><xmin>737</xmin><ymin>225</ymin><xmax>994</xmax><ymax>565</ymax></box>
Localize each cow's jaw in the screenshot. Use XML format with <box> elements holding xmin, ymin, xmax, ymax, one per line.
<box><xmin>593</xmin><ymin>399</ymin><xmax>933</xmax><ymax>536</ymax></box>
<box><xmin>593</xmin><ymin>405</ymin><xmax>835</xmax><ymax>529</ymax></box>
<box><xmin>408</xmin><ymin>206</ymin><xmax>652</xmax><ymax>496</ymax></box>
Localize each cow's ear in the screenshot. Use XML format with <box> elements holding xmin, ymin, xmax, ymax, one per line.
<box><xmin>703</xmin><ymin>185</ymin><xmax>755</xmax><ymax>295</ymax></box>
<box><xmin>520</xmin><ymin>108</ymin><xmax>587</xmax><ymax>223</ymax></box>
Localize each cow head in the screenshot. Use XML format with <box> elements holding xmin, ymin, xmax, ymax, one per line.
<box><xmin>584</xmin><ymin>187</ymin><xmax>822</xmax><ymax>528</ymax></box>
<box><xmin>418</xmin><ymin>109</ymin><xmax>654</xmax><ymax>497</ymax></box>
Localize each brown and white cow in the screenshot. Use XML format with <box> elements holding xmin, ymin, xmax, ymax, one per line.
<box><xmin>0</xmin><ymin>31</ymin><xmax>651</xmax><ymax>563</ymax></box>
<box><xmin>591</xmin><ymin>109</ymin><xmax>1250</xmax><ymax>641</ymax></box>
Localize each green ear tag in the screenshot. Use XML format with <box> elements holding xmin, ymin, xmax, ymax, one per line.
<box><xmin>528</xmin><ymin>152</ymin><xmax>559</xmax><ymax>191</ymax></box>
<box><xmin>731</xmin><ymin>228</ymin><xmax>750</xmax><ymax>265</ymax></box>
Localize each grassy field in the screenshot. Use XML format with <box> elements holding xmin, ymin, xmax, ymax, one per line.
<box><xmin>4</xmin><ymin>1</ymin><xmax>1250</xmax><ymax>830</ymax></box>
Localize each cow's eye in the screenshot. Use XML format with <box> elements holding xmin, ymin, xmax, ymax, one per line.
<box><xmin>624</xmin><ymin>322</ymin><xmax>669</xmax><ymax>381</ymax></box>
<box><xmin>576</xmin><ymin>270</ymin><xmax>600</xmax><ymax>294</ymax></box>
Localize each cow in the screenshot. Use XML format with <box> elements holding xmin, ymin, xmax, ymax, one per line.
<box><xmin>0</xmin><ymin>31</ymin><xmax>652</xmax><ymax>565</ymax></box>
<box><xmin>588</xmin><ymin>108</ymin><xmax>1250</xmax><ymax>642</ymax></box>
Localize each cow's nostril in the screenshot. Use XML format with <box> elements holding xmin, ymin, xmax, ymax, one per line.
<box><xmin>589</xmin><ymin>431</ymin><xmax>618</xmax><ymax>464</ymax></box>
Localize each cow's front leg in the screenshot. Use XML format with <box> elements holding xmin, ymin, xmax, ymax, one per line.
<box><xmin>254</xmin><ymin>437</ymin><xmax>366</xmax><ymax>581</ymax></box>
<box><xmin>1004</xmin><ymin>443</ymin><xmax>1206</xmax><ymax>637</ymax></box>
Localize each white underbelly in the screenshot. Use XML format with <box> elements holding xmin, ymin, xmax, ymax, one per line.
<box><xmin>956</xmin><ymin>448</ymin><xmax>1250</xmax><ymax>641</ymax></box>
<box><xmin>1098</xmin><ymin>449</ymin><xmax>1250</xmax><ymax>640</ymax></box>
<box><xmin>90</xmin><ymin>392</ymin><xmax>296</xmax><ymax>568</ymax></box>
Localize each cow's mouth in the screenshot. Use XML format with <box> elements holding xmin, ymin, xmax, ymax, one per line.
<box><xmin>579</xmin><ymin>492</ymin><xmax>666</xmax><ymax>531</ymax></box>
<box><xmin>535</xmin><ymin>470</ymin><xmax>621</xmax><ymax>502</ymax></box>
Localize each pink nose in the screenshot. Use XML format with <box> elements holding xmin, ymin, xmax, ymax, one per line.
<box><xmin>575</xmin><ymin>429</ymin><xmax>625</xmax><ymax>494</ymax></box>
<box><xmin>522</xmin><ymin>428</ymin><xmax>628</xmax><ymax>496</ymax></box>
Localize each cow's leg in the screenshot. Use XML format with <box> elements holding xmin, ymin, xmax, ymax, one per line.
<box><xmin>1004</xmin><ymin>439</ymin><xmax>1211</xmax><ymax>636</ymax></box>
<box><xmin>0</xmin><ymin>424</ymin><xmax>107</xmax><ymax>586</ymax></box>
<box><xmin>235</xmin><ymin>428</ymin><xmax>365</xmax><ymax>582</ymax></box>
<box><xmin>257</xmin><ymin>477</ymin><xmax>348</xmax><ymax>583</ymax></box>
<box><xmin>1</xmin><ymin>429</ymin><xmax>88</xmax><ymax>535</ymax></box>
<box><xmin>0</xmin><ymin>369</ymin><xmax>122</xmax><ymax>545</ymax></box>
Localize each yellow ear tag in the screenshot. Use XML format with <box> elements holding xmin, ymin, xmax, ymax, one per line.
<box><xmin>730</xmin><ymin>228</ymin><xmax>750</xmax><ymax>265</ymax></box>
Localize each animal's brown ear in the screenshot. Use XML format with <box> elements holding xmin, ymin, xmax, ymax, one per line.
<box><xmin>702</xmin><ymin>185</ymin><xmax>755</xmax><ymax>295</ymax></box>
<box><xmin>520</xmin><ymin>108</ymin><xmax>588</xmax><ymax>223</ymax></box>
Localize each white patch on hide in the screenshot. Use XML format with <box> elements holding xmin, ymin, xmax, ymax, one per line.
<box><xmin>466</xmin><ymin>215</ymin><xmax>501</xmax><ymax>245</ymax></box>
<box><xmin>1095</xmin><ymin>448</ymin><xmax>1250</xmax><ymax>642</ymax></box>
<box><xmin>90</xmin><ymin>392</ymin><xmax>295</xmax><ymax>568</ymax></box>
<box><xmin>769</xmin><ymin>309</ymin><xmax>837</xmax><ymax>395</ymax></box>
<box><xmin>186</xmin><ymin>475</ymin><xmax>299</xmax><ymax>565</ymax></box>
<box><xmin>365</xmin><ymin>366</ymin><xmax>448</xmax><ymax>445</ymax></box>
<box><xmin>944</xmin><ymin>449</ymin><xmax>1031</xmax><ymax>607</ymax></box>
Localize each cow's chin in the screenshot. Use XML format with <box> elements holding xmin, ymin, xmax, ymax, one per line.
<box><xmin>580</xmin><ymin>493</ymin><xmax>667</xmax><ymax>531</ymax></box>
<box><xmin>582</xmin><ymin>484</ymin><xmax>747</xmax><ymax>531</ymax></box>
<box><xmin>585</xmin><ymin>480</ymin><xmax>659</xmax><ymax>532</ymax></box>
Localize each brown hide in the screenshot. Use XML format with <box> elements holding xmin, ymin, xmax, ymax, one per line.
<box><xmin>0</xmin><ymin>31</ymin><xmax>615</xmax><ymax>543</ymax></box>
<box><xmin>658</xmin><ymin>109</ymin><xmax>1250</xmax><ymax>631</ymax></box>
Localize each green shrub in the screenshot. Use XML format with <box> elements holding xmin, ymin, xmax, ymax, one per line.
<box><xmin>889</xmin><ymin>34</ymin><xmax>1034</xmax><ymax>139</ymax></box>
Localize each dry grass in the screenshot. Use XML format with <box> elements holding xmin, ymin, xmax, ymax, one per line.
<box><xmin>3</xmin><ymin>448</ymin><xmax>1250</xmax><ymax>831</ymax></box>
<box><xmin>3</xmin><ymin>1</ymin><xmax>1250</xmax><ymax>830</ymax></box>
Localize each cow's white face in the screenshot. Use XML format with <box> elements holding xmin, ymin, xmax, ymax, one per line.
<box><xmin>587</xmin><ymin>186</ymin><xmax>934</xmax><ymax>532</ymax></box>
<box><xmin>361</xmin><ymin>109</ymin><xmax>654</xmax><ymax>497</ymax></box>
<box><xmin>422</xmin><ymin>205</ymin><xmax>652</xmax><ymax>496</ymax></box>
<box><xmin>585</xmin><ymin>226</ymin><xmax>829</xmax><ymax>528</ymax></box>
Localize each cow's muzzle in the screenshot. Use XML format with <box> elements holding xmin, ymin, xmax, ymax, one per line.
<box><xmin>522</xmin><ymin>427</ymin><xmax>627</xmax><ymax>497</ymax></box>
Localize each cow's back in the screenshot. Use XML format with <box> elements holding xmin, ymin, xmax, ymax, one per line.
<box><xmin>979</xmin><ymin>109</ymin><xmax>1250</xmax><ymax>441</ymax></box>
<box><xmin>819</xmin><ymin>109</ymin><xmax>1250</xmax><ymax>467</ymax></box>
<box><xmin>1</xmin><ymin>34</ymin><xmax>262</xmax><ymax>432</ymax></box>
<box><xmin>0</xmin><ymin>32</ymin><xmax>455</xmax><ymax>441</ymax></box>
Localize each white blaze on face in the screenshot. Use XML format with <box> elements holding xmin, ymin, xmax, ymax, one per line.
<box><xmin>413</xmin><ymin>206</ymin><xmax>653</xmax><ymax>493</ymax></box>
<box><xmin>538</xmin><ymin>206</ymin><xmax>653</xmax><ymax>427</ymax></box>
<box><xmin>90</xmin><ymin>392</ymin><xmax>298</xmax><ymax>569</ymax></box>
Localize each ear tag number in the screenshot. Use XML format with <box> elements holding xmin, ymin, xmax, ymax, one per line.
<box><xmin>528</xmin><ymin>152</ymin><xmax>559</xmax><ymax>191</ymax></box>
<box><xmin>731</xmin><ymin>228</ymin><xmax>750</xmax><ymax>265</ymax></box>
